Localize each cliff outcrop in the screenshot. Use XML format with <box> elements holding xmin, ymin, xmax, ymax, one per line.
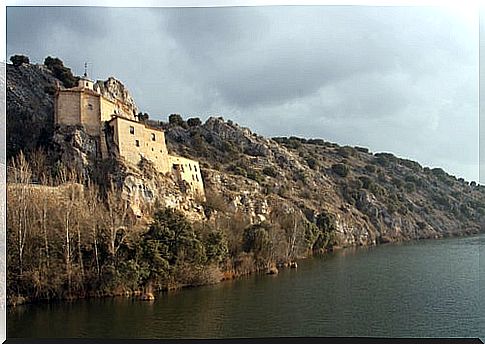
<box><xmin>6</xmin><ymin>60</ymin><xmax>485</xmax><ymax>252</ymax></box>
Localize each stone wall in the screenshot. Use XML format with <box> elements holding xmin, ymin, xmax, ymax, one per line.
<box><xmin>56</xmin><ymin>91</ymin><xmax>81</xmax><ymax>126</ymax></box>
<box><xmin>80</xmin><ymin>92</ymin><xmax>101</xmax><ymax>136</ymax></box>
<box><xmin>168</xmin><ymin>155</ymin><xmax>205</xmax><ymax>197</ymax></box>
<box><xmin>109</xmin><ymin>116</ymin><xmax>170</xmax><ymax>173</ymax></box>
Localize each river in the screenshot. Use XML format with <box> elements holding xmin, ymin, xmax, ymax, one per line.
<box><xmin>8</xmin><ymin>234</ymin><xmax>485</xmax><ymax>339</ymax></box>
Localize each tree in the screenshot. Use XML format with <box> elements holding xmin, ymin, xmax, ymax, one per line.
<box><xmin>168</xmin><ymin>114</ymin><xmax>186</xmax><ymax>127</ymax></box>
<box><xmin>44</xmin><ymin>56</ymin><xmax>78</xmax><ymax>88</ymax></box>
<box><xmin>312</xmin><ymin>210</ymin><xmax>337</xmax><ymax>251</ymax></box>
<box><xmin>7</xmin><ymin>152</ymin><xmax>33</xmax><ymax>293</ymax></box>
<box><xmin>10</xmin><ymin>55</ymin><xmax>29</xmax><ymax>67</ymax></box>
<box><xmin>242</xmin><ymin>222</ymin><xmax>273</xmax><ymax>269</ymax></box>
<box><xmin>187</xmin><ymin>117</ymin><xmax>202</xmax><ymax>127</ymax></box>
<box><xmin>140</xmin><ymin>208</ymin><xmax>205</xmax><ymax>289</ymax></box>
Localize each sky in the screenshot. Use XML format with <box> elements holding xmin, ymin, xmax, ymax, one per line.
<box><xmin>5</xmin><ymin>4</ymin><xmax>480</xmax><ymax>182</ymax></box>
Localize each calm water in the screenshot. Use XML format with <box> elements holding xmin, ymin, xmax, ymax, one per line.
<box><xmin>8</xmin><ymin>234</ymin><xmax>485</xmax><ymax>339</ymax></box>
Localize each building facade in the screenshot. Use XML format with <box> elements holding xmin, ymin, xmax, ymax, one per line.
<box><xmin>55</xmin><ymin>77</ymin><xmax>205</xmax><ymax>197</ymax></box>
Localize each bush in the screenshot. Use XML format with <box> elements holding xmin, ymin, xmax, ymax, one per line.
<box><xmin>10</xmin><ymin>54</ymin><xmax>29</xmax><ymax>67</ymax></box>
<box><xmin>307</xmin><ymin>138</ymin><xmax>325</xmax><ymax>146</ymax></box>
<box><xmin>310</xmin><ymin>210</ymin><xmax>337</xmax><ymax>251</ymax></box>
<box><xmin>43</xmin><ymin>85</ymin><xmax>57</xmax><ymax>95</ymax></box>
<box><xmin>247</xmin><ymin>169</ymin><xmax>264</xmax><ymax>184</ymax></box>
<box><xmin>404</xmin><ymin>182</ymin><xmax>416</xmax><ymax>193</ymax></box>
<box><xmin>364</xmin><ymin>164</ymin><xmax>376</xmax><ymax>173</ymax></box>
<box><xmin>332</xmin><ymin>163</ymin><xmax>350</xmax><ymax>177</ymax></box>
<box><xmin>355</xmin><ymin>146</ymin><xmax>369</xmax><ymax>153</ymax></box>
<box><xmin>359</xmin><ymin>176</ymin><xmax>373</xmax><ymax>189</ymax></box>
<box><xmin>187</xmin><ymin>117</ymin><xmax>202</xmax><ymax>127</ymax></box>
<box><xmin>337</xmin><ymin>146</ymin><xmax>355</xmax><ymax>158</ymax></box>
<box><xmin>374</xmin><ymin>152</ymin><xmax>397</xmax><ymax>167</ymax></box>
<box><xmin>262</xmin><ymin>166</ymin><xmax>277</xmax><ymax>178</ymax></box>
<box><xmin>305</xmin><ymin>156</ymin><xmax>318</xmax><ymax>170</ymax></box>
<box><xmin>168</xmin><ymin>114</ymin><xmax>186</xmax><ymax>127</ymax></box>
<box><xmin>400</xmin><ymin>159</ymin><xmax>422</xmax><ymax>172</ymax></box>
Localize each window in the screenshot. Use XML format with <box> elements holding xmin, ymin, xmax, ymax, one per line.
<box><xmin>135</xmin><ymin>140</ymin><xmax>140</xmax><ymax>147</ymax></box>
<box><xmin>196</xmin><ymin>175</ymin><xmax>199</xmax><ymax>182</ymax></box>
<box><xmin>194</xmin><ymin>166</ymin><xmax>197</xmax><ymax>172</ymax></box>
<box><xmin>192</xmin><ymin>175</ymin><xmax>195</xmax><ymax>181</ymax></box>
<box><xmin>85</xmin><ymin>82</ymin><xmax>89</xmax><ymax>87</ymax></box>
<box><xmin>130</xmin><ymin>126</ymin><xmax>135</xmax><ymax>134</ymax></box>
<box><xmin>189</xmin><ymin>164</ymin><xmax>192</xmax><ymax>171</ymax></box>
<box><xmin>87</xmin><ymin>103</ymin><xmax>93</xmax><ymax>110</ymax></box>
<box><xmin>151</xmin><ymin>148</ymin><xmax>154</xmax><ymax>151</ymax></box>
<box><xmin>151</xmin><ymin>133</ymin><xmax>156</xmax><ymax>141</ymax></box>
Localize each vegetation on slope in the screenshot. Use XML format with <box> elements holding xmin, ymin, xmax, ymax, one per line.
<box><xmin>6</xmin><ymin>56</ymin><xmax>485</xmax><ymax>305</ymax></box>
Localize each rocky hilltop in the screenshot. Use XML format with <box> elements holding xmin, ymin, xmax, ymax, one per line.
<box><xmin>7</xmin><ymin>59</ymin><xmax>485</xmax><ymax>251</ymax></box>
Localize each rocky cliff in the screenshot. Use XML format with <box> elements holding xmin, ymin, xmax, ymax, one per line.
<box><xmin>163</xmin><ymin>117</ymin><xmax>485</xmax><ymax>247</ymax></box>
<box><xmin>6</xmin><ymin>60</ymin><xmax>485</xmax><ymax>252</ymax></box>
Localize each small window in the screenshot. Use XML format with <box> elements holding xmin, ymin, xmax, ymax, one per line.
<box><xmin>130</xmin><ymin>126</ymin><xmax>135</xmax><ymax>134</ymax></box>
<box><xmin>135</xmin><ymin>140</ymin><xmax>140</xmax><ymax>147</ymax></box>
<box><xmin>194</xmin><ymin>166</ymin><xmax>197</xmax><ymax>172</ymax></box>
<box><xmin>192</xmin><ymin>175</ymin><xmax>195</xmax><ymax>181</ymax></box>
<box><xmin>85</xmin><ymin>82</ymin><xmax>88</xmax><ymax>87</ymax></box>
<box><xmin>189</xmin><ymin>165</ymin><xmax>192</xmax><ymax>171</ymax></box>
<box><xmin>151</xmin><ymin>133</ymin><xmax>156</xmax><ymax>141</ymax></box>
<box><xmin>151</xmin><ymin>148</ymin><xmax>154</xmax><ymax>151</ymax></box>
<box><xmin>87</xmin><ymin>103</ymin><xmax>93</xmax><ymax>110</ymax></box>
<box><xmin>196</xmin><ymin>175</ymin><xmax>199</xmax><ymax>182</ymax></box>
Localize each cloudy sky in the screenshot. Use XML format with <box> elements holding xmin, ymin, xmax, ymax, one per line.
<box><xmin>6</xmin><ymin>5</ymin><xmax>479</xmax><ymax>182</ymax></box>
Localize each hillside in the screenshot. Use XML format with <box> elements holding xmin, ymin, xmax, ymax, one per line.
<box><xmin>5</xmin><ymin>57</ymin><xmax>485</xmax><ymax>303</ymax></box>
<box><xmin>7</xmin><ymin>60</ymin><xmax>485</xmax><ymax>245</ymax></box>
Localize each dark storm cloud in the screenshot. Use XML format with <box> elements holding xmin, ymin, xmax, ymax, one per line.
<box><xmin>5</xmin><ymin>5</ymin><xmax>479</xmax><ymax>181</ymax></box>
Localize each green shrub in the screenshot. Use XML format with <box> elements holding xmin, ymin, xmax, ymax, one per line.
<box><xmin>359</xmin><ymin>176</ymin><xmax>373</xmax><ymax>189</ymax></box>
<box><xmin>262</xmin><ymin>166</ymin><xmax>277</xmax><ymax>178</ymax></box>
<box><xmin>364</xmin><ymin>164</ymin><xmax>376</xmax><ymax>173</ymax></box>
<box><xmin>10</xmin><ymin>54</ymin><xmax>29</xmax><ymax>67</ymax></box>
<box><xmin>168</xmin><ymin>114</ymin><xmax>187</xmax><ymax>127</ymax></box>
<box><xmin>44</xmin><ymin>56</ymin><xmax>79</xmax><ymax>88</ymax></box>
<box><xmin>332</xmin><ymin>163</ymin><xmax>350</xmax><ymax>177</ymax></box>
<box><xmin>400</xmin><ymin>159</ymin><xmax>422</xmax><ymax>172</ymax></box>
<box><xmin>404</xmin><ymin>182</ymin><xmax>416</xmax><ymax>193</ymax></box>
<box><xmin>187</xmin><ymin>117</ymin><xmax>202</xmax><ymax>127</ymax></box>
<box><xmin>355</xmin><ymin>146</ymin><xmax>369</xmax><ymax>154</ymax></box>
<box><xmin>247</xmin><ymin>169</ymin><xmax>264</xmax><ymax>183</ymax></box>
<box><xmin>337</xmin><ymin>146</ymin><xmax>355</xmax><ymax>158</ymax></box>
<box><xmin>305</xmin><ymin>156</ymin><xmax>318</xmax><ymax>170</ymax></box>
<box><xmin>307</xmin><ymin>138</ymin><xmax>325</xmax><ymax>145</ymax></box>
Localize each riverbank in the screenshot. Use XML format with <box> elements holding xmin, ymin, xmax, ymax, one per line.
<box><xmin>9</xmin><ymin>227</ymin><xmax>483</xmax><ymax>308</ymax></box>
<box><xmin>9</xmin><ymin>232</ymin><xmax>483</xmax><ymax>339</ymax></box>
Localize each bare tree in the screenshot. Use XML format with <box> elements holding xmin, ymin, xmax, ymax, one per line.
<box><xmin>8</xmin><ymin>152</ymin><xmax>33</xmax><ymax>278</ymax></box>
<box><xmin>104</xmin><ymin>182</ymin><xmax>133</xmax><ymax>259</ymax></box>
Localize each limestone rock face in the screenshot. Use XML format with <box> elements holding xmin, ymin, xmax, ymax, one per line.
<box><xmin>95</xmin><ymin>77</ymin><xmax>138</xmax><ymax>118</ymax></box>
<box><xmin>6</xmin><ymin>63</ymin><xmax>58</xmax><ymax>158</ymax></box>
<box><xmin>52</xmin><ymin>126</ymin><xmax>99</xmax><ymax>179</ymax></box>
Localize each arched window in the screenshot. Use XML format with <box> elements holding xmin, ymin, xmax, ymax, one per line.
<box><xmin>151</xmin><ymin>133</ymin><xmax>156</xmax><ymax>141</ymax></box>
